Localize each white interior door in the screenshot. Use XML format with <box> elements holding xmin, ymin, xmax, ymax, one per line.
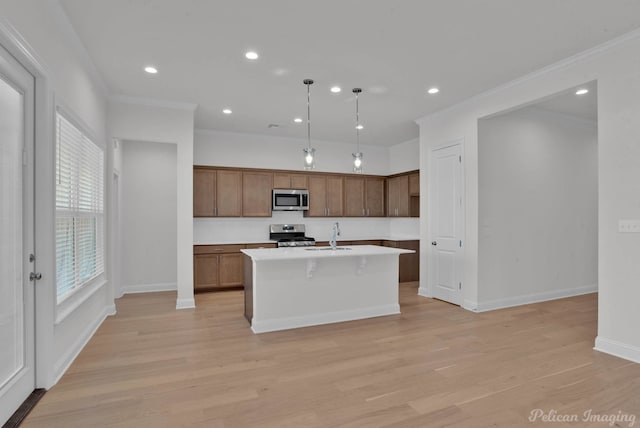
<box><xmin>0</xmin><ymin>44</ymin><xmax>36</xmax><ymax>425</ymax></box>
<box><xmin>429</xmin><ymin>143</ymin><xmax>463</xmax><ymax>305</ymax></box>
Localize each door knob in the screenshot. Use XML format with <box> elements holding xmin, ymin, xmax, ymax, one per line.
<box><xmin>431</xmin><ymin>241</ymin><xmax>437</xmax><ymax>246</ymax></box>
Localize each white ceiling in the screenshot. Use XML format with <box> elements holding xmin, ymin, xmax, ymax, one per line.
<box><xmin>59</xmin><ymin>0</ymin><xmax>640</xmax><ymax>146</ymax></box>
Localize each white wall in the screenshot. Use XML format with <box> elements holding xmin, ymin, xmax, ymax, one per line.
<box><xmin>389</xmin><ymin>138</ymin><xmax>420</xmax><ymax>174</ymax></box>
<box><xmin>108</xmin><ymin>99</ymin><xmax>195</xmax><ymax>309</ymax></box>
<box><xmin>477</xmin><ymin>107</ymin><xmax>597</xmax><ymax>309</ymax></box>
<box><xmin>121</xmin><ymin>140</ymin><xmax>177</xmax><ymax>293</ymax></box>
<box><xmin>0</xmin><ymin>0</ymin><xmax>110</xmax><ymax>388</ymax></box>
<box><xmin>417</xmin><ymin>30</ymin><xmax>640</xmax><ymax>363</ymax></box>
<box><xmin>193</xmin><ymin>129</ymin><xmax>420</xmax><ymax>243</ymax></box>
<box><xmin>195</xmin><ymin>129</ymin><xmax>390</xmax><ymax>175</ymax></box>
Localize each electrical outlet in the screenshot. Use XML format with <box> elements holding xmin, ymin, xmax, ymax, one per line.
<box><xmin>618</xmin><ymin>219</ymin><xmax>640</xmax><ymax>233</ymax></box>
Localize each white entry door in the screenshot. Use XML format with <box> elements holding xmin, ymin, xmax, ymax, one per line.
<box><xmin>0</xmin><ymin>44</ymin><xmax>36</xmax><ymax>425</ymax></box>
<box><xmin>429</xmin><ymin>142</ymin><xmax>463</xmax><ymax>305</ymax></box>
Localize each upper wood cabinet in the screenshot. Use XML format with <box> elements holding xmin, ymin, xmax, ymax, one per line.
<box><xmin>306</xmin><ymin>175</ymin><xmax>343</xmax><ymax>217</ymax></box>
<box><xmin>194</xmin><ymin>168</ymin><xmax>242</xmax><ymax>217</ymax></box>
<box><xmin>216</xmin><ymin>170</ymin><xmax>242</xmax><ymax>216</ymax></box>
<box><xmin>273</xmin><ymin>173</ymin><xmax>307</xmax><ymax>189</ymax></box>
<box><xmin>344</xmin><ymin>177</ymin><xmax>385</xmax><ymax>217</ymax></box>
<box><xmin>194</xmin><ymin>169</ymin><xmax>216</xmax><ymax>217</ymax></box>
<box><xmin>409</xmin><ymin>173</ymin><xmax>420</xmax><ymax>196</ymax></box>
<box><xmin>387</xmin><ymin>175</ymin><xmax>409</xmax><ymax>217</ymax></box>
<box><xmin>242</xmin><ymin>171</ymin><xmax>273</xmax><ymax>217</ymax></box>
<box><xmin>194</xmin><ymin>166</ymin><xmax>418</xmax><ymax>218</ymax></box>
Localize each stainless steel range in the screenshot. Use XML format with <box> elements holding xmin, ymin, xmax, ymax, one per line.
<box><xmin>269</xmin><ymin>224</ymin><xmax>316</xmax><ymax>247</ymax></box>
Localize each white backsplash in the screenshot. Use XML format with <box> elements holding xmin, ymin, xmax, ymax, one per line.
<box><xmin>194</xmin><ymin>211</ymin><xmax>419</xmax><ymax>244</ymax></box>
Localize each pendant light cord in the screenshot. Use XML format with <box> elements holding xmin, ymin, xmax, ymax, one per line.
<box><xmin>355</xmin><ymin>91</ymin><xmax>360</xmax><ymax>153</ymax></box>
<box><xmin>305</xmin><ymin>79</ymin><xmax>312</xmax><ymax>150</ymax></box>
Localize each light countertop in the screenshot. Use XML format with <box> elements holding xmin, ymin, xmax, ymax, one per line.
<box><xmin>194</xmin><ymin>236</ymin><xmax>420</xmax><ymax>245</ymax></box>
<box><xmin>241</xmin><ymin>245</ymin><xmax>414</xmax><ymax>261</ymax></box>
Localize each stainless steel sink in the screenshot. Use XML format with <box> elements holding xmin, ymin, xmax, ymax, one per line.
<box><xmin>305</xmin><ymin>247</ymin><xmax>352</xmax><ymax>251</ymax></box>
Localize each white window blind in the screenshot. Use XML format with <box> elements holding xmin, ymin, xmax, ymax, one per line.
<box><xmin>55</xmin><ymin>112</ymin><xmax>104</xmax><ymax>302</ymax></box>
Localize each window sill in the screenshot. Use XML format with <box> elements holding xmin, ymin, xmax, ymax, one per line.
<box><xmin>55</xmin><ymin>276</ymin><xmax>107</xmax><ymax>325</ymax></box>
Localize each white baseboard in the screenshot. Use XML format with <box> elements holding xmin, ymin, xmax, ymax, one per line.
<box><xmin>474</xmin><ymin>284</ymin><xmax>597</xmax><ymax>312</ymax></box>
<box><xmin>462</xmin><ymin>299</ymin><xmax>479</xmax><ymax>311</ymax></box>
<box><xmin>418</xmin><ymin>287</ymin><xmax>431</xmax><ymax>297</ymax></box>
<box><xmin>122</xmin><ymin>282</ymin><xmax>177</xmax><ymax>294</ymax></box>
<box><xmin>52</xmin><ymin>304</ymin><xmax>115</xmax><ymax>386</ymax></box>
<box><xmin>594</xmin><ymin>336</ymin><xmax>640</xmax><ymax>364</ymax></box>
<box><xmin>176</xmin><ymin>297</ymin><xmax>196</xmax><ymax>309</ymax></box>
<box><xmin>251</xmin><ymin>304</ymin><xmax>400</xmax><ymax>334</ymax></box>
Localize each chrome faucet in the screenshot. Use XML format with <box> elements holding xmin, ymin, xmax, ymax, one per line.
<box><xmin>330</xmin><ymin>222</ymin><xmax>341</xmax><ymax>249</ymax></box>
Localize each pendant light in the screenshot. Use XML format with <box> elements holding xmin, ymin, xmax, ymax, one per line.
<box><xmin>303</xmin><ymin>79</ymin><xmax>316</xmax><ymax>170</ymax></box>
<box><xmin>352</xmin><ymin>88</ymin><xmax>363</xmax><ymax>173</ymax></box>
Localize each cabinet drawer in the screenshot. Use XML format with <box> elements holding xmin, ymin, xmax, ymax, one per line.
<box><xmin>194</xmin><ymin>244</ymin><xmax>245</xmax><ymax>254</ymax></box>
<box><xmin>245</xmin><ymin>243</ymin><xmax>277</xmax><ymax>249</ymax></box>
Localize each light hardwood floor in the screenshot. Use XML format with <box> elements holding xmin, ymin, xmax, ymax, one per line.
<box><xmin>24</xmin><ymin>284</ymin><xmax>640</xmax><ymax>427</ymax></box>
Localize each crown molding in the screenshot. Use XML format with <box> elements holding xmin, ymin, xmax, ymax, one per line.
<box><xmin>110</xmin><ymin>94</ymin><xmax>198</xmax><ymax>111</ymax></box>
<box><xmin>48</xmin><ymin>0</ymin><xmax>109</xmax><ymax>96</ymax></box>
<box><xmin>415</xmin><ymin>26</ymin><xmax>640</xmax><ymax>126</ymax></box>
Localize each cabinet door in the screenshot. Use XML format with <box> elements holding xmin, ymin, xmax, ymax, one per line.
<box><xmin>343</xmin><ymin>177</ymin><xmax>365</xmax><ymax>217</ymax></box>
<box><xmin>307</xmin><ymin>175</ymin><xmax>327</xmax><ymax>217</ymax></box>
<box><xmin>216</xmin><ymin>170</ymin><xmax>242</xmax><ymax>216</ymax></box>
<box><xmin>219</xmin><ymin>253</ymin><xmax>244</xmax><ymax>287</ymax></box>
<box><xmin>242</xmin><ymin>171</ymin><xmax>273</xmax><ymax>217</ymax></box>
<box><xmin>387</xmin><ymin>177</ymin><xmax>399</xmax><ymax>216</ymax></box>
<box><xmin>193</xmin><ymin>169</ymin><xmax>216</xmax><ymax>217</ymax></box>
<box><xmin>290</xmin><ymin>174</ymin><xmax>308</xmax><ymax>189</ymax></box>
<box><xmin>325</xmin><ymin>176</ymin><xmax>344</xmax><ymax>217</ymax></box>
<box><xmin>273</xmin><ymin>173</ymin><xmax>291</xmax><ymax>189</ymax></box>
<box><xmin>396</xmin><ymin>175</ymin><xmax>410</xmax><ymax>216</ymax></box>
<box><xmin>365</xmin><ymin>177</ymin><xmax>385</xmax><ymax>217</ymax></box>
<box><xmin>409</xmin><ymin>173</ymin><xmax>420</xmax><ymax>196</ymax></box>
<box><xmin>194</xmin><ymin>254</ymin><xmax>219</xmax><ymax>290</ymax></box>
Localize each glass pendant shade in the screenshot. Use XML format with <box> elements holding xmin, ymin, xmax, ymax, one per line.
<box><xmin>352</xmin><ymin>152</ymin><xmax>363</xmax><ymax>173</ymax></box>
<box><xmin>303</xmin><ymin>147</ymin><xmax>316</xmax><ymax>170</ymax></box>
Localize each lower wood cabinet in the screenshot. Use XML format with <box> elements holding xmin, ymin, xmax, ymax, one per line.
<box><xmin>383</xmin><ymin>240</ymin><xmax>420</xmax><ymax>282</ymax></box>
<box><xmin>194</xmin><ymin>243</ymin><xmax>276</xmax><ymax>292</ymax></box>
<box><xmin>194</xmin><ymin>240</ymin><xmax>417</xmax><ymax>292</ymax></box>
<box><xmin>194</xmin><ymin>253</ymin><xmax>219</xmax><ymax>290</ymax></box>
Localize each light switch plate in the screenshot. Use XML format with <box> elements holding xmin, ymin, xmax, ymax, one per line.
<box><xmin>618</xmin><ymin>219</ymin><xmax>640</xmax><ymax>233</ymax></box>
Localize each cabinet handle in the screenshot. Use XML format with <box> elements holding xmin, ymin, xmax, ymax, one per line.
<box><xmin>367</xmin><ymin>208</ymin><xmax>370</xmax><ymax>216</ymax></box>
<box><xmin>363</xmin><ymin>208</ymin><xmax>365</xmax><ymax>216</ymax></box>
<box><xmin>327</xmin><ymin>208</ymin><xmax>330</xmax><ymax>216</ymax></box>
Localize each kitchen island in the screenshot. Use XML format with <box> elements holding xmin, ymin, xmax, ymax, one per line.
<box><xmin>241</xmin><ymin>245</ymin><xmax>414</xmax><ymax>333</ymax></box>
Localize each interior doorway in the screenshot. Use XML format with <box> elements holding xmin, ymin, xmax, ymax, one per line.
<box><xmin>476</xmin><ymin>82</ymin><xmax>598</xmax><ymax>310</ymax></box>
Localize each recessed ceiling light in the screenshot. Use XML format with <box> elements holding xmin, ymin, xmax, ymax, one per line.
<box><xmin>427</xmin><ymin>87</ymin><xmax>439</xmax><ymax>94</ymax></box>
<box><xmin>356</xmin><ymin>124</ymin><xmax>364</xmax><ymax>130</ymax></box>
<box><xmin>144</xmin><ymin>66</ymin><xmax>158</xmax><ymax>74</ymax></box>
<box><xmin>330</xmin><ymin>86</ymin><xmax>341</xmax><ymax>93</ymax></box>
<box><xmin>245</xmin><ymin>51</ymin><xmax>259</xmax><ymax>60</ymax></box>
<box><xmin>222</xmin><ymin>109</ymin><xmax>232</xmax><ymax>114</ymax></box>
<box><xmin>575</xmin><ymin>88</ymin><xmax>589</xmax><ymax>95</ymax></box>
<box><xmin>294</xmin><ymin>117</ymin><xmax>303</xmax><ymax>123</ymax></box>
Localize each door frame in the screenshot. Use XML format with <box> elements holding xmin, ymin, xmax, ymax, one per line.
<box><xmin>424</xmin><ymin>138</ymin><xmax>465</xmax><ymax>304</ymax></box>
<box><xmin>0</xmin><ymin>20</ymin><xmax>56</xmax><ymax>389</ymax></box>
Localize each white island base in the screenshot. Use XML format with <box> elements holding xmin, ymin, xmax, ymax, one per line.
<box><xmin>241</xmin><ymin>245</ymin><xmax>414</xmax><ymax>333</ymax></box>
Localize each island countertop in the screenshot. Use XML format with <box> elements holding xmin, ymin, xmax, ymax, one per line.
<box><xmin>241</xmin><ymin>245</ymin><xmax>414</xmax><ymax>261</ymax></box>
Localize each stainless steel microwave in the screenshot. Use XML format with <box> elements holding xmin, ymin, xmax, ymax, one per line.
<box><xmin>272</xmin><ymin>189</ymin><xmax>309</xmax><ymax>211</ymax></box>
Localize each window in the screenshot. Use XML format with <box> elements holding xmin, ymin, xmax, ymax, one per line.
<box><xmin>55</xmin><ymin>111</ymin><xmax>104</xmax><ymax>302</ymax></box>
